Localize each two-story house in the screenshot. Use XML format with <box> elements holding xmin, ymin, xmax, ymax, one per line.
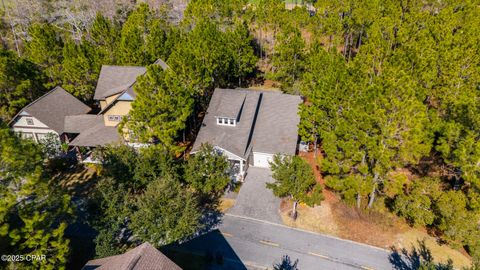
<box><xmin>65</xmin><ymin>59</ymin><xmax>169</xmax><ymax>148</ymax></box>
<box><xmin>191</xmin><ymin>88</ymin><xmax>302</xmax><ymax>181</ymax></box>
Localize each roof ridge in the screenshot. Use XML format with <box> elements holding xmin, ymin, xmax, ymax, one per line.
<box><xmin>7</xmin><ymin>86</ymin><xmax>65</xmax><ymax>125</ymax></box>
<box><xmin>216</xmin><ymin>87</ymin><xmax>301</xmax><ymax>98</ymax></box>
<box><xmin>101</xmin><ymin>64</ymin><xmax>146</xmax><ymax>68</ymax></box>
<box><xmin>23</xmin><ymin>86</ymin><xmax>63</xmax><ymax>112</ymax></box>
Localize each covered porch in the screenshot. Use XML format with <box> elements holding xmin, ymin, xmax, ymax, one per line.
<box><xmin>213</xmin><ymin>146</ymin><xmax>248</xmax><ymax>182</ymax></box>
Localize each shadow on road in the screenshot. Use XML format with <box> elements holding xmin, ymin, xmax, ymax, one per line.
<box><xmin>388</xmin><ymin>240</ymin><xmax>453</xmax><ymax>270</ymax></box>
<box><xmin>273</xmin><ymin>255</ymin><xmax>299</xmax><ymax>270</ymax></box>
<box><xmin>165</xmin><ymin>229</ymin><xmax>247</xmax><ymax>270</ymax></box>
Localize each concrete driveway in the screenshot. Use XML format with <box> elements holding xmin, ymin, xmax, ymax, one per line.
<box><xmin>228</xmin><ymin>167</ymin><xmax>282</xmax><ymax>224</ymax></box>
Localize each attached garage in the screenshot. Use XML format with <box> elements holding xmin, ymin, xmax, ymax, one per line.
<box><xmin>253</xmin><ymin>152</ymin><xmax>274</xmax><ymax>168</ymax></box>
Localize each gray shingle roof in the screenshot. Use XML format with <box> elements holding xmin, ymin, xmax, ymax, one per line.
<box><xmin>94</xmin><ymin>59</ymin><xmax>169</xmax><ymax>101</ymax></box>
<box><xmin>64</xmin><ymin>115</ymin><xmax>103</xmax><ymax>134</ymax></box>
<box><xmin>192</xmin><ymin>88</ymin><xmax>261</xmax><ymax>158</ymax></box>
<box><xmin>94</xmin><ymin>65</ymin><xmax>146</xmax><ymax>100</ymax></box>
<box><xmin>82</xmin><ymin>242</ymin><xmax>181</xmax><ymax>270</ymax></box>
<box><xmin>68</xmin><ymin>117</ymin><xmax>121</xmax><ymax>147</ymax></box>
<box><xmin>191</xmin><ymin>88</ymin><xmax>302</xmax><ymax>158</ymax></box>
<box><xmin>9</xmin><ymin>86</ymin><xmax>91</xmax><ymax>134</ymax></box>
<box><xmin>215</xmin><ymin>91</ymin><xmax>246</xmax><ymax>119</ymax></box>
<box><xmin>251</xmin><ymin>91</ymin><xmax>302</xmax><ymax>155</ymax></box>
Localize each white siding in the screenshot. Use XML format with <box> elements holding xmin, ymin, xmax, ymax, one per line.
<box><xmin>11</xmin><ymin>115</ymin><xmax>59</xmax><ymax>143</ymax></box>
<box><xmin>253</xmin><ymin>152</ymin><xmax>274</xmax><ymax>168</ymax></box>
<box><xmin>13</xmin><ymin>115</ymin><xmax>50</xmax><ymax>128</ymax></box>
<box><xmin>212</xmin><ymin>146</ymin><xmax>244</xmax><ymax>161</ymax></box>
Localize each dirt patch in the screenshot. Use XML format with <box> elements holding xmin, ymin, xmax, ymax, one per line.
<box><xmin>248</xmin><ymin>79</ymin><xmax>281</xmax><ymax>91</ymax></box>
<box><xmin>330</xmin><ymin>202</ymin><xmax>407</xmax><ymax>248</ymax></box>
<box><xmin>219</xmin><ymin>198</ymin><xmax>235</xmax><ymax>213</ymax></box>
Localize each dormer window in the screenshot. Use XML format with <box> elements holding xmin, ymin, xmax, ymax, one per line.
<box><xmin>217</xmin><ymin>117</ymin><xmax>236</xmax><ymax>126</ymax></box>
<box><xmin>108</xmin><ymin>115</ymin><xmax>123</xmax><ymax>122</ymax></box>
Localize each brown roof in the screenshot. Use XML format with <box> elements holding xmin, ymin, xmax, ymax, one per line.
<box><xmin>9</xmin><ymin>86</ymin><xmax>91</xmax><ymax>134</ymax></box>
<box><xmin>82</xmin><ymin>242</ymin><xmax>181</xmax><ymax>270</ymax></box>
<box><xmin>64</xmin><ymin>115</ymin><xmax>103</xmax><ymax>134</ymax></box>
<box><xmin>68</xmin><ymin>116</ymin><xmax>121</xmax><ymax>147</ymax></box>
<box><xmin>93</xmin><ymin>65</ymin><xmax>146</xmax><ymax>100</ymax></box>
<box><xmin>94</xmin><ymin>59</ymin><xmax>169</xmax><ymax>112</ymax></box>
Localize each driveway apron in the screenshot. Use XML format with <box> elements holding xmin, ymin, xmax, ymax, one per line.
<box><xmin>228</xmin><ymin>167</ymin><xmax>282</xmax><ymax>224</ymax></box>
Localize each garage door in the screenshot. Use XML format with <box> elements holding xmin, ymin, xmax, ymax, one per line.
<box><xmin>253</xmin><ymin>152</ymin><xmax>274</xmax><ymax>168</ymax></box>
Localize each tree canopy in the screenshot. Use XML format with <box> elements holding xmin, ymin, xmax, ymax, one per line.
<box><xmin>0</xmin><ymin>121</ymin><xmax>72</xmax><ymax>270</ymax></box>
<box><xmin>267</xmin><ymin>154</ymin><xmax>323</xmax><ymax>218</ymax></box>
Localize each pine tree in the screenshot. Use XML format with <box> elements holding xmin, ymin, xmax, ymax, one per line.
<box><xmin>24</xmin><ymin>23</ymin><xmax>63</xmax><ymax>88</ymax></box>
<box><xmin>61</xmin><ymin>38</ymin><xmax>101</xmax><ymax>101</ymax></box>
<box><xmin>89</xmin><ymin>13</ymin><xmax>120</xmax><ymax>65</ymax></box>
<box><xmin>118</xmin><ymin>3</ymin><xmax>154</xmax><ymax>65</ymax></box>
<box><xmin>0</xmin><ymin>121</ymin><xmax>72</xmax><ymax>270</ymax></box>
<box><xmin>225</xmin><ymin>21</ymin><xmax>258</xmax><ymax>86</ymax></box>
<box><xmin>269</xmin><ymin>24</ymin><xmax>305</xmax><ymax>91</ymax></box>
<box><xmin>267</xmin><ymin>155</ymin><xmax>323</xmax><ymax>219</ymax></box>
<box><xmin>185</xmin><ymin>143</ymin><xmax>230</xmax><ymax>200</ymax></box>
<box><xmin>129</xmin><ymin>177</ymin><xmax>202</xmax><ymax>247</ymax></box>
<box><xmin>124</xmin><ymin>65</ymin><xmax>194</xmax><ymax>154</ymax></box>
<box><xmin>0</xmin><ymin>49</ymin><xmax>45</xmax><ymax>121</ymax></box>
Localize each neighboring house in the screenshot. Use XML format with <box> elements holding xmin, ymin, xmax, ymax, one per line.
<box><xmin>191</xmin><ymin>88</ymin><xmax>302</xmax><ymax>181</ymax></box>
<box><xmin>82</xmin><ymin>242</ymin><xmax>181</xmax><ymax>270</ymax></box>
<box><xmin>9</xmin><ymin>86</ymin><xmax>91</xmax><ymax>143</ymax></box>
<box><xmin>66</xmin><ymin>59</ymin><xmax>169</xmax><ymax>148</ymax></box>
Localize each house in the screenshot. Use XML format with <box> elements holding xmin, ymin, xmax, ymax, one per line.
<box><xmin>191</xmin><ymin>88</ymin><xmax>302</xmax><ymax>181</ymax></box>
<box><xmin>82</xmin><ymin>242</ymin><xmax>181</xmax><ymax>270</ymax></box>
<box><xmin>66</xmin><ymin>59</ymin><xmax>169</xmax><ymax>148</ymax></box>
<box><xmin>8</xmin><ymin>86</ymin><xmax>91</xmax><ymax>143</ymax></box>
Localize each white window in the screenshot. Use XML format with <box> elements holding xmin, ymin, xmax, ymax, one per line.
<box><xmin>26</xmin><ymin>118</ymin><xmax>34</xmax><ymax>125</ymax></box>
<box><xmin>21</xmin><ymin>132</ymin><xmax>34</xmax><ymax>140</ymax></box>
<box><xmin>216</xmin><ymin>117</ymin><xmax>236</xmax><ymax>126</ymax></box>
<box><xmin>35</xmin><ymin>133</ymin><xmax>48</xmax><ymax>142</ymax></box>
<box><xmin>108</xmin><ymin>115</ymin><xmax>122</xmax><ymax>122</ymax></box>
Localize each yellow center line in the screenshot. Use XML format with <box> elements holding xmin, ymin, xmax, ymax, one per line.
<box><xmin>360</xmin><ymin>266</ymin><xmax>376</xmax><ymax>270</ymax></box>
<box><xmin>259</xmin><ymin>240</ymin><xmax>280</xmax><ymax>247</ymax></box>
<box><xmin>308</xmin><ymin>251</ymin><xmax>330</xmax><ymax>259</ymax></box>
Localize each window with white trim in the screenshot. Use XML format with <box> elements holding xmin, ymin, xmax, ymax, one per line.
<box><xmin>26</xmin><ymin>117</ymin><xmax>34</xmax><ymax>125</ymax></box>
<box><xmin>217</xmin><ymin>117</ymin><xmax>236</xmax><ymax>126</ymax></box>
<box><xmin>35</xmin><ymin>133</ymin><xmax>48</xmax><ymax>142</ymax></box>
<box><xmin>20</xmin><ymin>132</ymin><xmax>34</xmax><ymax>140</ymax></box>
<box><xmin>108</xmin><ymin>115</ymin><xmax>122</xmax><ymax>122</ymax></box>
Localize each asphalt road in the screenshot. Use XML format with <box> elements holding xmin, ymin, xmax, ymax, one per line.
<box><xmin>173</xmin><ymin>214</ymin><xmax>395</xmax><ymax>270</ymax></box>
